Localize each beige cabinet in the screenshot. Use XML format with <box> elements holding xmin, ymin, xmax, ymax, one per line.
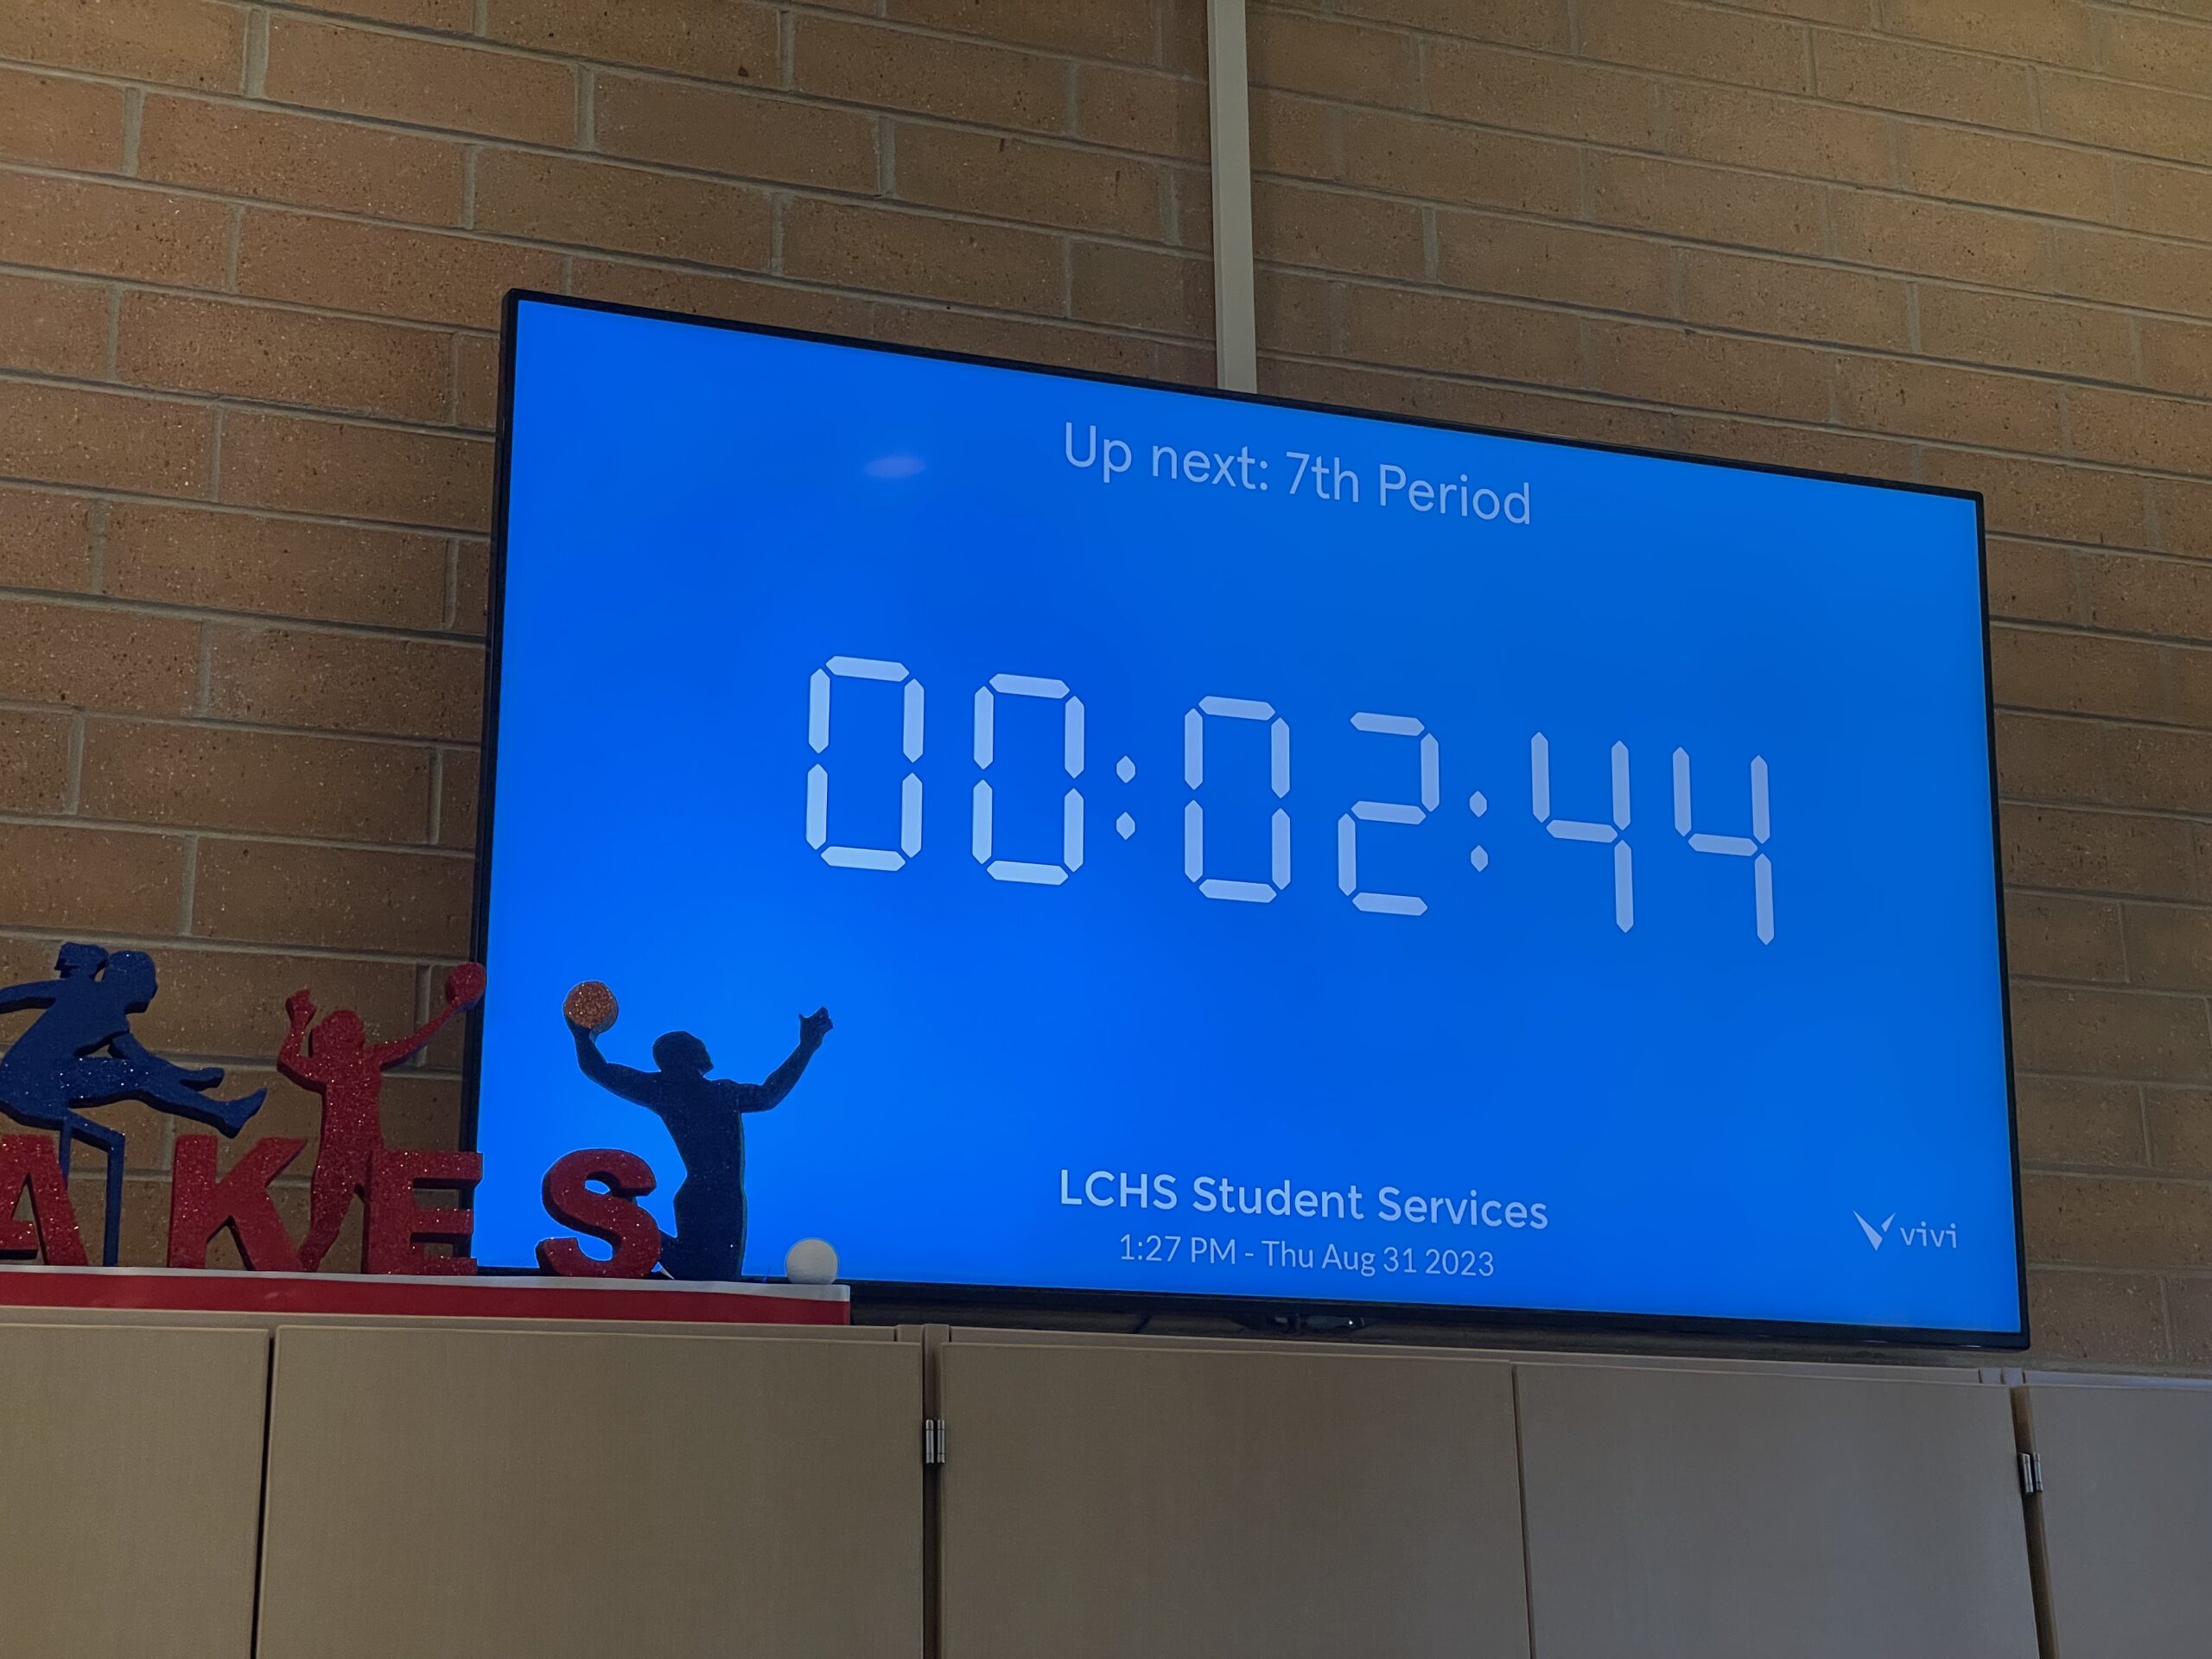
<box><xmin>0</xmin><ymin>1322</ymin><xmax>269</xmax><ymax>1659</ymax></box>
<box><xmin>253</xmin><ymin>1324</ymin><xmax>923</xmax><ymax>1659</ymax></box>
<box><xmin>1515</xmin><ymin>1362</ymin><xmax>2040</xmax><ymax>1658</ymax></box>
<box><xmin>2021</xmin><ymin>1382</ymin><xmax>2212</xmax><ymax>1658</ymax></box>
<box><xmin>937</xmin><ymin>1335</ymin><xmax>1532</xmax><ymax>1659</ymax></box>
<box><xmin>19</xmin><ymin>1308</ymin><xmax>2212</xmax><ymax>1659</ymax></box>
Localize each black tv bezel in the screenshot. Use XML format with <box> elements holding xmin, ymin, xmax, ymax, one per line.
<box><xmin>466</xmin><ymin>289</ymin><xmax>2029</xmax><ymax>1353</ymax></box>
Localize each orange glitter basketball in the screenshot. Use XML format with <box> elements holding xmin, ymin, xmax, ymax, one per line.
<box><xmin>563</xmin><ymin>980</ymin><xmax>619</xmax><ymax>1034</ymax></box>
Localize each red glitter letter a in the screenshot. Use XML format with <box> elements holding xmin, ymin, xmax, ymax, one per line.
<box><xmin>0</xmin><ymin>1135</ymin><xmax>88</xmax><ymax>1266</ymax></box>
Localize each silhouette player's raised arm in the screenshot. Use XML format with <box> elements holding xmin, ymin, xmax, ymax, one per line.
<box><xmin>368</xmin><ymin>964</ymin><xmax>486</xmax><ymax>1068</ymax></box>
<box><xmin>747</xmin><ymin>1008</ymin><xmax>834</xmax><ymax>1114</ymax></box>
<box><xmin>368</xmin><ymin>1002</ymin><xmax>457</xmax><ymax>1068</ymax></box>
<box><xmin>571</xmin><ymin>1024</ymin><xmax>662</xmax><ymax>1108</ymax></box>
<box><xmin>279</xmin><ymin>991</ymin><xmax>330</xmax><ymax>1087</ymax></box>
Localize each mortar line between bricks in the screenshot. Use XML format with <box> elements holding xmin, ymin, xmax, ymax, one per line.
<box><xmin>176</xmin><ymin>834</ymin><xmax>199</xmax><ymax>935</ymax></box>
<box><xmin>0</xmin><ymin>264</ymin><xmax>492</xmax><ymax>341</ymax></box>
<box><xmin>8</xmin><ymin>728</ymin><xmax>481</xmax><ymax>766</ymax></box>
<box><xmin>62</xmin><ymin>713</ymin><xmax>85</xmax><ymax>814</ymax></box>
<box><xmin>0</xmin><ymin>702</ymin><xmax>475</xmax><ymax>751</ymax></box>
<box><xmin>1999</xmin><ymin>889</ymin><xmax>2212</xmax><ymax>915</ymax></box>
<box><xmin>101</xmin><ymin>285</ymin><xmax>121</xmax><ymax>380</ymax></box>
<box><xmin>2034</xmin><ymin>1261</ymin><xmax>2212</xmax><ymax>1278</ymax></box>
<box><xmin>2004</xmin><ymin>881</ymin><xmax>2212</xmax><ymax>910</ymax></box>
<box><xmin>85</xmin><ymin>499</ymin><xmax>109</xmax><ymax>588</ymax></box>
<box><xmin>1991</xmin><ymin>615</ymin><xmax>2212</xmax><ymax>658</ymax></box>
<box><xmin>0</xmin><ymin>363</ymin><xmax>499</xmax><ymax>446</ymax></box>
<box><xmin>221</xmin><ymin>205</ymin><xmax>242</xmax><ymax>293</ymax></box>
<box><xmin>119</xmin><ymin>86</ymin><xmax>143</xmax><ymax>177</ymax></box>
<box><xmin>0</xmin><ymin>708</ymin><xmax>480</xmax><ymax>754</ymax></box>
<box><xmin>0</xmin><ymin>471</ymin><xmax>493</xmax><ymax>544</ymax></box>
<box><xmin>0</xmin><ymin>924</ymin><xmax>478</xmax><ymax>969</ymax></box>
<box><xmin>2012</xmin><ymin>1068</ymin><xmax>2212</xmax><ymax>1096</ymax></box>
<box><xmin>2023</xmin><ymin>1160</ymin><xmax>2212</xmax><ymax>1189</ymax></box>
<box><xmin>2009</xmin><ymin>965</ymin><xmax>2212</xmax><ymax>1000</ymax></box>
<box><xmin>0</xmin><ymin>807</ymin><xmax>480</xmax><ymax>859</ymax></box>
<box><xmin>2007</xmin><ymin>883</ymin><xmax>2212</xmax><ymax>915</ymax></box>
<box><xmin>244</xmin><ymin>8</ymin><xmax>270</xmax><ymax>99</ymax></box>
<box><xmin>0</xmin><ymin>585</ymin><xmax>493</xmax><ymax>648</ymax></box>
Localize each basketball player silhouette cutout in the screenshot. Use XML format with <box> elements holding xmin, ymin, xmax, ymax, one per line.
<box><xmin>565</xmin><ymin>982</ymin><xmax>830</xmax><ymax>1281</ymax></box>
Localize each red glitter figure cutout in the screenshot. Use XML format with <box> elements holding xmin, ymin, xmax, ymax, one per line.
<box><xmin>282</xmin><ymin>963</ymin><xmax>486</xmax><ymax>1272</ymax></box>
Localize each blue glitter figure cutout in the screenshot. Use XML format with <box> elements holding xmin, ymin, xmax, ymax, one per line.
<box><xmin>0</xmin><ymin>944</ymin><xmax>266</xmax><ymax>1265</ymax></box>
<box><xmin>568</xmin><ymin>999</ymin><xmax>831</xmax><ymax>1281</ymax></box>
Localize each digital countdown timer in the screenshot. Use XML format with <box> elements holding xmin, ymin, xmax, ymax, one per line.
<box><xmin>803</xmin><ymin>658</ymin><xmax>1773</xmax><ymax>940</ymax></box>
<box><xmin>472</xmin><ymin>295</ymin><xmax>2024</xmax><ymax>1345</ymax></box>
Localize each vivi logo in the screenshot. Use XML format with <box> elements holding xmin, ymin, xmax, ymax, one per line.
<box><xmin>1853</xmin><ymin>1211</ymin><xmax>1960</xmax><ymax>1250</ymax></box>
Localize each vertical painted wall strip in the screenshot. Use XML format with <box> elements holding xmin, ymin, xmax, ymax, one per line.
<box><xmin>1205</xmin><ymin>0</ymin><xmax>1259</xmax><ymax>393</ymax></box>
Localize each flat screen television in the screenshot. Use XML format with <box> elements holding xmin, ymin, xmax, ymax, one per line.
<box><xmin>469</xmin><ymin>292</ymin><xmax>2025</xmax><ymax>1346</ymax></box>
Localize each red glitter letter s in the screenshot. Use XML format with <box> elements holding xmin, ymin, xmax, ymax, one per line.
<box><xmin>536</xmin><ymin>1149</ymin><xmax>662</xmax><ymax>1278</ymax></box>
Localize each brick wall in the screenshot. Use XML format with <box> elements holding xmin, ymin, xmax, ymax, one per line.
<box><xmin>0</xmin><ymin>0</ymin><xmax>2208</xmax><ymax>1370</ymax></box>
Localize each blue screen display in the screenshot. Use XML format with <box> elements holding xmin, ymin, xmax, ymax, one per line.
<box><xmin>474</xmin><ymin>296</ymin><xmax>2023</xmax><ymax>1339</ymax></box>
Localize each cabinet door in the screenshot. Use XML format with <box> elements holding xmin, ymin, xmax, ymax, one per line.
<box><xmin>1516</xmin><ymin>1363</ymin><xmax>2039</xmax><ymax>1659</ymax></box>
<box><xmin>2023</xmin><ymin>1382</ymin><xmax>2212</xmax><ymax>1658</ymax></box>
<box><xmin>939</xmin><ymin>1338</ymin><xmax>1531</xmax><ymax>1659</ymax></box>
<box><xmin>0</xmin><ymin>1322</ymin><xmax>269</xmax><ymax>1659</ymax></box>
<box><xmin>255</xmin><ymin>1325</ymin><xmax>922</xmax><ymax>1659</ymax></box>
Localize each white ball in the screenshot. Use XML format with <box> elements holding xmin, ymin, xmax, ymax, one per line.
<box><xmin>785</xmin><ymin>1237</ymin><xmax>839</xmax><ymax>1285</ymax></box>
